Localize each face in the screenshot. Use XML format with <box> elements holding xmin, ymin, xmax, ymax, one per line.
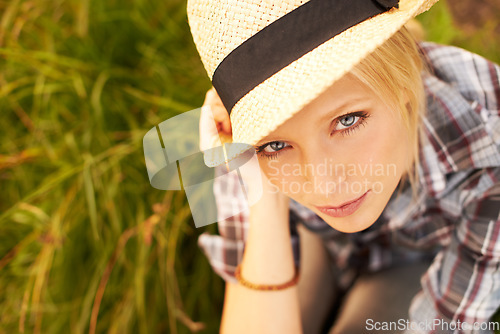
<box><xmin>254</xmin><ymin>74</ymin><xmax>411</xmax><ymax>233</ymax></box>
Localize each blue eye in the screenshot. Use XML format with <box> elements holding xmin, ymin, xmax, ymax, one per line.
<box><xmin>331</xmin><ymin>111</ymin><xmax>370</xmax><ymax>136</ymax></box>
<box><xmin>255</xmin><ymin>141</ymin><xmax>290</xmax><ymax>160</ymax></box>
<box><xmin>264</xmin><ymin>141</ymin><xmax>288</xmax><ymax>153</ymax></box>
<box><xmin>336</xmin><ymin>115</ymin><xmax>358</xmax><ymax>129</ymax></box>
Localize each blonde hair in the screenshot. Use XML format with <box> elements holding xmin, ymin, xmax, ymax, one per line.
<box><xmin>350</xmin><ymin>25</ymin><xmax>426</xmax><ymax>199</ymax></box>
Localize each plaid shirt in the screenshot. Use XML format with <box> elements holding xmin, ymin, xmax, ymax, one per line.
<box><xmin>198</xmin><ymin>42</ymin><xmax>500</xmax><ymax>333</ymax></box>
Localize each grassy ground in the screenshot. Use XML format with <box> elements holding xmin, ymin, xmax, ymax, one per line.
<box><xmin>0</xmin><ymin>0</ymin><xmax>221</xmax><ymax>333</ymax></box>
<box><xmin>0</xmin><ymin>0</ymin><xmax>498</xmax><ymax>333</ymax></box>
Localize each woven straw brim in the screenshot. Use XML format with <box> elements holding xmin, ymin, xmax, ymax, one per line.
<box><xmin>188</xmin><ymin>0</ymin><xmax>439</xmax><ymax>167</ymax></box>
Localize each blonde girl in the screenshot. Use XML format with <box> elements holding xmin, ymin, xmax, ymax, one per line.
<box><xmin>190</xmin><ymin>0</ymin><xmax>500</xmax><ymax>332</ymax></box>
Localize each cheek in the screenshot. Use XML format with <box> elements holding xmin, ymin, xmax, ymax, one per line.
<box><xmin>339</xmin><ymin>115</ymin><xmax>410</xmax><ymax>182</ymax></box>
<box><xmin>374</xmin><ymin>117</ymin><xmax>411</xmax><ymax>176</ymax></box>
<box><xmin>260</xmin><ymin>161</ymin><xmax>289</xmax><ymax>189</ymax></box>
<box><xmin>261</xmin><ymin>162</ymin><xmax>302</xmax><ymax>196</ymax></box>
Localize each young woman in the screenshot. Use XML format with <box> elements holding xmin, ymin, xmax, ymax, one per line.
<box><xmin>189</xmin><ymin>0</ymin><xmax>500</xmax><ymax>332</ymax></box>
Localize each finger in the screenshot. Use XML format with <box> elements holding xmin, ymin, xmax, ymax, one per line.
<box><xmin>204</xmin><ymin>88</ymin><xmax>226</xmax><ymax>115</ymax></box>
<box><xmin>204</xmin><ymin>88</ymin><xmax>232</xmax><ymax>135</ymax></box>
<box><xmin>214</xmin><ymin>109</ymin><xmax>232</xmax><ymax>135</ymax></box>
<box><xmin>205</xmin><ymin>88</ymin><xmax>225</xmax><ymax>109</ymax></box>
<box><xmin>199</xmin><ymin>105</ymin><xmax>220</xmax><ymax>151</ymax></box>
<box><xmin>220</xmin><ymin>111</ymin><xmax>232</xmax><ymax>134</ymax></box>
<box><xmin>200</xmin><ymin>105</ymin><xmax>218</xmax><ymax>136</ymax></box>
<box><xmin>204</xmin><ymin>104</ymin><xmax>230</xmax><ymax>136</ymax></box>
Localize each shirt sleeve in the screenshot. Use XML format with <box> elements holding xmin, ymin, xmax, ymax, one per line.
<box><xmin>197</xmin><ymin>165</ymin><xmax>301</xmax><ymax>283</ymax></box>
<box><xmin>408</xmin><ymin>168</ymin><xmax>500</xmax><ymax>333</ymax></box>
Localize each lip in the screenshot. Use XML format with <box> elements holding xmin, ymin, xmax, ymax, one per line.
<box><xmin>314</xmin><ymin>191</ymin><xmax>370</xmax><ymax>218</ymax></box>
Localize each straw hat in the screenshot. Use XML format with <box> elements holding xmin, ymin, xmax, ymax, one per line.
<box><xmin>188</xmin><ymin>0</ymin><xmax>438</xmax><ymax>166</ymax></box>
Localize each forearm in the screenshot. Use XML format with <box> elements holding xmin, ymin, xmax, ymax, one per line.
<box><xmin>220</xmin><ymin>189</ymin><xmax>302</xmax><ymax>334</ymax></box>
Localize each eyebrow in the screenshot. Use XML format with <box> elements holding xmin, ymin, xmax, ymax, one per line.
<box><xmin>317</xmin><ymin>97</ymin><xmax>367</xmax><ymax>124</ymax></box>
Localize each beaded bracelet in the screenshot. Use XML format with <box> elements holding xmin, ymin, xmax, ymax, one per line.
<box><xmin>234</xmin><ymin>264</ymin><xmax>300</xmax><ymax>291</ymax></box>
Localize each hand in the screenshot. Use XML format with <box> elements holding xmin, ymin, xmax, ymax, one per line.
<box><xmin>198</xmin><ymin>88</ymin><xmax>288</xmax><ymax>209</ymax></box>
<box><xmin>199</xmin><ymin>87</ymin><xmax>232</xmax><ymax>152</ymax></box>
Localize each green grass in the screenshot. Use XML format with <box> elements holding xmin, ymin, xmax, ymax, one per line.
<box><xmin>0</xmin><ymin>0</ymin><xmax>498</xmax><ymax>333</ymax></box>
<box><xmin>0</xmin><ymin>0</ymin><xmax>222</xmax><ymax>333</ymax></box>
<box><xmin>417</xmin><ymin>0</ymin><xmax>500</xmax><ymax>64</ymax></box>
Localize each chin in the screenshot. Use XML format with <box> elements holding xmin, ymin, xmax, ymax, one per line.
<box><xmin>320</xmin><ymin>213</ymin><xmax>376</xmax><ymax>233</ymax></box>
